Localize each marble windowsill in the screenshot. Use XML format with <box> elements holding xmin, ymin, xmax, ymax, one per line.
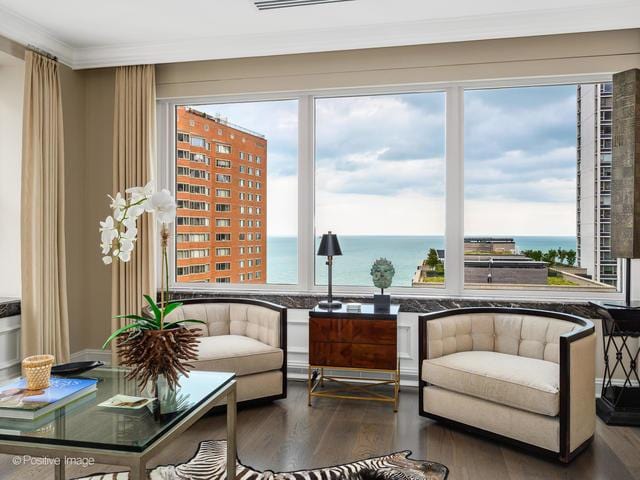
<box><xmin>0</xmin><ymin>298</ymin><xmax>20</xmax><ymax>319</ymax></box>
<box><xmin>168</xmin><ymin>291</ymin><xmax>603</xmax><ymax>319</ymax></box>
<box><xmin>0</xmin><ymin>293</ymin><xmax>603</xmax><ymax>320</ymax></box>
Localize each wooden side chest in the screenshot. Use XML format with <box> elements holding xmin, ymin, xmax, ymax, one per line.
<box><xmin>307</xmin><ymin>304</ymin><xmax>400</xmax><ymax>410</ymax></box>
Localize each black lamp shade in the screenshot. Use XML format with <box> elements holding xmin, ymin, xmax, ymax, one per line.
<box><xmin>317</xmin><ymin>232</ymin><xmax>342</xmax><ymax>256</ymax></box>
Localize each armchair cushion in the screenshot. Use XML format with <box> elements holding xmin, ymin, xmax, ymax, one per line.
<box><xmin>165</xmin><ymin>303</ymin><xmax>231</xmax><ymax>337</ymax></box>
<box><xmin>194</xmin><ymin>335</ymin><xmax>283</xmax><ymax>376</ymax></box>
<box><xmin>230</xmin><ymin>304</ymin><xmax>280</xmax><ymax>347</ymax></box>
<box><xmin>422</xmin><ymin>350</ymin><xmax>560</xmax><ymax>416</ymax></box>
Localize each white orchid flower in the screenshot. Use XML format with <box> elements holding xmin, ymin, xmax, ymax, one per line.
<box><xmin>108</xmin><ymin>192</ymin><xmax>127</xmax><ymax>221</ymax></box>
<box><xmin>101</xmin><ymin>183</ymin><xmax>177</xmax><ymax>266</ymax></box>
<box><xmin>99</xmin><ymin>215</ymin><xmax>115</xmax><ymax>232</ymax></box>
<box><xmin>109</xmin><ymin>192</ymin><xmax>126</xmax><ymax>210</ymax></box>
<box><xmin>150</xmin><ymin>189</ymin><xmax>177</xmax><ymax>224</ymax></box>
<box><xmin>101</xmin><ymin>241</ymin><xmax>112</xmax><ymax>255</ymax></box>
<box><xmin>119</xmin><ymin>238</ymin><xmax>135</xmax><ymax>253</ymax></box>
<box><xmin>122</xmin><ymin>215</ymin><xmax>137</xmax><ymax>230</ymax></box>
<box><xmin>123</xmin><ymin>226</ymin><xmax>138</xmax><ymax>241</ymax></box>
<box><xmin>128</xmin><ymin>204</ymin><xmax>145</xmax><ymax>218</ymax></box>
<box><xmin>117</xmin><ymin>250</ymin><xmax>131</xmax><ymax>262</ymax></box>
<box><xmin>126</xmin><ymin>181</ymin><xmax>154</xmax><ymax>204</ymax></box>
<box><xmin>100</xmin><ymin>230</ymin><xmax>113</xmax><ymax>246</ymax></box>
<box><xmin>99</xmin><ymin>216</ymin><xmax>118</xmax><ymax>242</ymax></box>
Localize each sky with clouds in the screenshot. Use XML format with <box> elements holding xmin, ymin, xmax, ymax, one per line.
<box><xmin>192</xmin><ymin>84</ymin><xmax>577</xmax><ymax>237</ymax></box>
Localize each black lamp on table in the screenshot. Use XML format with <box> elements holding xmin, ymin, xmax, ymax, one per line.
<box><xmin>317</xmin><ymin>231</ymin><xmax>342</xmax><ymax>309</ymax></box>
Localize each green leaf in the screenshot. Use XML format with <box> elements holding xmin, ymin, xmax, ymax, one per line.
<box><xmin>144</xmin><ymin>294</ymin><xmax>162</xmax><ymax>321</ymax></box>
<box><xmin>162</xmin><ymin>301</ymin><xmax>183</xmax><ymax>319</ymax></box>
<box><xmin>102</xmin><ymin>323</ymin><xmax>143</xmax><ymax>349</ymax></box>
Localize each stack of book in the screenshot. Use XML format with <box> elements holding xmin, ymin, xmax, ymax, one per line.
<box><xmin>0</xmin><ymin>376</ymin><xmax>98</xmax><ymax>420</ymax></box>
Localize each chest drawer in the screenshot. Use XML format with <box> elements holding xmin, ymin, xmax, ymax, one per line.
<box><xmin>352</xmin><ymin>319</ymin><xmax>396</xmax><ymax>345</ymax></box>
<box><xmin>309</xmin><ymin>317</ymin><xmax>353</xmax><ymax>342</ymax></box>
<box><xmin>309</xmin><ymin>341</ymin><xmax>352</xmax><ymax>367</ymax></box>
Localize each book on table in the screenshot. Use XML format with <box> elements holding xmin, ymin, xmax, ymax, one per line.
<box><xmin>0</xmin><ymin>376</ymin><xmax>98</xmax><ymax>420</ymax></box>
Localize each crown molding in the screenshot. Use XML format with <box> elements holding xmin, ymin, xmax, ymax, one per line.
<box><xmin>0</xmin><ymin>5</ymin><xmax>74</xmax><ymax>66</ymax></box>
<box><xmin>0</xmin><ymin>2</ymin><xmax>639</xmax><ymax>70</ymax></box>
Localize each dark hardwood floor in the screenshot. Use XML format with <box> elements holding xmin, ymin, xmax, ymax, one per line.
<box><xmin>1</xmin><ymin>380</ymin><xmax>639</xmax><ymax>479</ymax></box>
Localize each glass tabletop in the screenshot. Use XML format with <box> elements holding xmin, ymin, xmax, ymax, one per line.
<box><xmin>0</xmin><ymin>367</ymin><xmax>234</xmax><ymax>452</ymax></box>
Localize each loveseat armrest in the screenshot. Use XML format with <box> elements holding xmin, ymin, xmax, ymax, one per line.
<box><xmin>559</xmin><ymin>322</ymin><xmax>596</xmax><ymax>462</ymax></box>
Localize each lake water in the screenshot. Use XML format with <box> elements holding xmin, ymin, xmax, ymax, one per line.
<box><xmin>267</xmin><ymin>235</ymin><xmax>577</xmax><ymax>287</ymax></box>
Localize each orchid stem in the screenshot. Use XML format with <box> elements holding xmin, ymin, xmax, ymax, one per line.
<box><xmin>160</xmin><ymin>225</ymin><xmax>170</xmax><ymax>330</ymax></box>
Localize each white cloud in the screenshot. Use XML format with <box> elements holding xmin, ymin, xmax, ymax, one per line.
<box><xmin>267</xmin><ymin>175</ymin><xmax>297</xmax><ymax>236</ymax></box>
<box><xmin>195</xmin><ymin>86</ymin><xmax>580</xmax><ymax>238</ymax></box>
<box><xmin>317</xmin><ymin>191</ymin><xmax>445</xmax><ymax>236</ymax></box>
<box><xmin>465</xmin><ymin>199</ymin><xmax>576</xmax><ymax>236</ymax></box>
<box><xmin>318</xmin><ymin>149</ymin><xmax>445</xmax><ymax>196</ymax></box>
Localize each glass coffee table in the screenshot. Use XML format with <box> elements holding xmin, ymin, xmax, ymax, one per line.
<box><xmin>0</xmin><ymin>367</ymin><xmax>237</xmax><ymax>480</ymax></box>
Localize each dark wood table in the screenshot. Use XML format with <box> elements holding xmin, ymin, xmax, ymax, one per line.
<box><xmin>590</xmin><ymin>301</ymin><xmax>640</xmax><ymax>426</ymax></box>
<box><xmin>307</xmin><ymin>303</ymin><xmax>400</xmax><ymax>411</ymax></box>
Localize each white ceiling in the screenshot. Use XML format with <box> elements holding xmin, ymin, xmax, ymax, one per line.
<box><xmin>0</xmin><ymin>0</ymin><xmax>639</xmax><ymax>69</ymax></box>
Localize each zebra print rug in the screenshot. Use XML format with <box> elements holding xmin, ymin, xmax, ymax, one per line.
<box><xmin>74</xmin><ymin>439</ymin><xmax>448</xmax><ymax>480</ymax></box>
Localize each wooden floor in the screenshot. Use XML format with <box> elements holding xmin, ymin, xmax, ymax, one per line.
<box><xmin>1</xmin><ymin>380</ymin><xmax>640</xmax><ymax>479</ymax></box>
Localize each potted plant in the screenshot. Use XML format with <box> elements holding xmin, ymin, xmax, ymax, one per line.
<box><xmin>370</xmin><ymin>258</ymin><xmax>395</xmax><ymax>312</ymax></box>
<box><xmin>100</xmin><ymin>183</ymin><xmax>204</xmax><ymax>392</ymax></box>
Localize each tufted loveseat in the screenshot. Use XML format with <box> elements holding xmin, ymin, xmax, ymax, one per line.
<box><xmin>165</xmin><ymin>298</ymin><xmax>287</xmax><ymax>405</ymax></box>
<box><xmin>419</xmin><ymin>307</ymin><xmax>595</xmax><ymax>463</ymax></box>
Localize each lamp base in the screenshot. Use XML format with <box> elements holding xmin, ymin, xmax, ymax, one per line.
<box><xmin>318</xmin><ymin>300</ymin><xmax>342</xmax><ymax>309</ymax></box>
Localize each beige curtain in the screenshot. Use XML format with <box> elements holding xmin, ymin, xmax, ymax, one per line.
<box><xmin>21</xmin><ymin>51</ymin><xmax>70</xmax><ymax>362</ymax></box>
<box><xmin>111</xmin><ymin>65</ymin><xmax>156</xmax><ymax>364</ymax></box>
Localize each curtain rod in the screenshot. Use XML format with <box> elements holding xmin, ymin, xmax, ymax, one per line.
<box><xmin>26</xmin><ymin>44</ymin><xmax>57</xmax><ymax>62</ymax></box>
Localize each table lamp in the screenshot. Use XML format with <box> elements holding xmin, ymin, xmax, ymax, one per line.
<box><xmin>317</xmin><ymin>231</ymin><xmax>342</xmax><ymax>309</ymax></box>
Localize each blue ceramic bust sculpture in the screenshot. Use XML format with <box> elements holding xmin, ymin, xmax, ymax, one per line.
<box><xmin>370</xmin><ymin>258</ymin><xmax>395</xmax><ymax>294</ymax></box>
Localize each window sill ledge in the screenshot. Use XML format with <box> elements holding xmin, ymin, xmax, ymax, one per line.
<box><xmin>166</xmin><ymin>289</ymin><xmax>605</xmax><ymax>319</ymax></box>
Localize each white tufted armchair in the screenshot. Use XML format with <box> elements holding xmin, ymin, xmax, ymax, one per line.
<box><xmin>419</xmin><ymin>307</ymin><xmax>595</xmax><ymax>463</ymax></box>
<box><xmin>165</xmin><ymin>298</ymin><xmax>287</xmax><ymax>404</ymax></box>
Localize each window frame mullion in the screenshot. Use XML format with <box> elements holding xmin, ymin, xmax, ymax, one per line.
<box><xmin>298</xmin><ymin>95</ymin><xmax>315</xmax><ymax>292</ymax></box>
<box><xmin>444</xmin><ymin>86</ymin><xmax>465</xmax><ymax>296</ymax></box>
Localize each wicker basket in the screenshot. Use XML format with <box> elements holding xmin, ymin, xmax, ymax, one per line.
<box><xmin>22</xmin><ymin>355</ymin><xmax>54</xmax><ymax>390</ymax></box>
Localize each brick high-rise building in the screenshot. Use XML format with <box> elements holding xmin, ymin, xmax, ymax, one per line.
<box><xmin>175</xmin><ymin>106</ymin><xmax>267</xmax><ymax>284</ymax></box>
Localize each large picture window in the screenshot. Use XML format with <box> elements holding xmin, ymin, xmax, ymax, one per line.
<box><xmin>162</xmin><ymin>77</ymin><xmax>624</xmax><ymax>299</ymax></box>
<box><xmin>463</xmin><ymin>84</ymin><xmax>617</xmax><ymax>291</ymax></box>
<box><xmin>314</xmin><ymin>92</ymin><xmax>446</xmax><ymax>287</ymax></box>
<box><xmin>174</xmin><ymin>100</ymin><xmax>298</xmax><ymax>285</ymax></box>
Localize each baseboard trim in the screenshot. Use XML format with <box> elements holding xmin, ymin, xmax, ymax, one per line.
<box><xmin>0</xmin><ymin>362</ymin><xmax>20</xmax><ymax>382</ymax></box>
<box><xmin>595</xmin><ymin>378</ymin><xmax>639</xmax><ymax>398</ymax></box>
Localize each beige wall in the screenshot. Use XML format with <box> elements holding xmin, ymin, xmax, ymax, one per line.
<box><xmin>81</xmin><ymin>68</ymin><xmax>116</xmax><ymax>351</ymax></box>
<box><xmin>58</xmin><ymin>67</ymin><xmax>115</xmax><ymax>352</ymax></box>
<box><xmin>0</xmin><ymin>59</ymin><xmax>24</xmax><ymax>297</ymax></box>
<box><xmin>156</xmin><ymin>29</ymin><xmax>640</xmax><ymax>99</ymax></box>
